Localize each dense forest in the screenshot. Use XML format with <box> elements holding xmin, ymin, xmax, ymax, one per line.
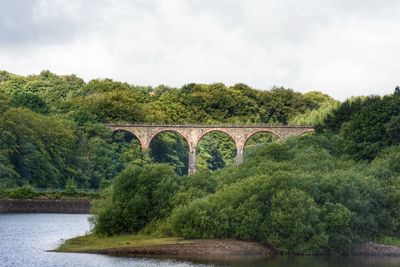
<box><xmin>0</xmin><ymin>70</ymin><xmax>338</xmax><ymax>188</ymax></box>
<box><xmin>1</xmin><ymin>70</ymin><xmax>399</xmax><ymax>254</ymax></box>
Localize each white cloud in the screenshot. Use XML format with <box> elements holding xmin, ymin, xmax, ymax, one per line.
<box><xmin>0</xmin><ymin>0</ymin><xmax>399</xmax><ymax>99</ymax></box>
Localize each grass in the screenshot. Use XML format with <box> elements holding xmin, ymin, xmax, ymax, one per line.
<box><xmin>55</xmin><ymin>234</ymin><xmax>187</xmax><ymax>252</ymax></box>
<box><xmin>377</xmin><ymin>236</ymin><xmax>400</xmax><ymax>247</ymax></box>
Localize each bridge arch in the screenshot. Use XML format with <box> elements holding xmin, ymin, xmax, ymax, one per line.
<box><xmin>195</xmin><ymin>130</ymin><xmax>237</xmax><ymax>172</ymax></box>
<box><xmin>148</xmin><ymin>130</ymin><xmax>190</xmax><ymax>175</ymax></box>
<box><xmin>244</xmin><ymin>130</ymin><xmax>280</xmax><ymax>145</ymax></box>
<box><xmin>148</xmin><ymin>129</ymin><xmax>191</xmax><ymax>150</ymax></box>
<box><xmin>243</xmin><ymin>131</ymin><xmax>278</xmax><ymax>160</ymax></box>
<box><xmin>110</xmin><ymin>128</ymin><xmax>144</xmax><ymax>149</ymax></box>
<box><xmin>196</xmin><ymin>129</ymin><xmax>237</xmax><ymax>147</ymax></box>
<box><xmin>112</xmin><ymin>129</ymin><xmax>138</xmax><ymax>142</ymax></box>
<box><xmin>107</xmin><ymin>124</ymin><xmax>315</xmax><ymax>175</ymax></box>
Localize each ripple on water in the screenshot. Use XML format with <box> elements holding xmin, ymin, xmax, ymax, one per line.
<box><xmin>0</xmin><ymin>214</ymin><xmax>212</xmax><ymax>267</ymax></box>
<box><xmin>1</xmin><ymin>214</ymin><xmax>400</xmax><ymax>267</ymax></box>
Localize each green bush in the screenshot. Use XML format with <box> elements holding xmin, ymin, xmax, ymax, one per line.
<box><xmin>65</xmin><ymin>178</ymin><xmax>77</xmax><ymax>195</ymax></box>
<box><xmin>93</xmin><ymin>164</ymin><xmax>180</xmax><ymax>235</ymax></box>
<box><xmin>265</xmin><ymin>189</ymin><xmax>327</xmax><ymax>254</ymax></box>
<box><xmin>321</xmin><ymin>202</ymin><xmax>353</xmax><ymax>252</ymax></box>
<box><xmin>6</xmin><ymin>185</ymin><xmax>38</xmax><ymax>199</ymax></box>
<box><xmin>89</xmin><ymin>134</ymin><xmax>400</xmax><ymax>254</ymax></box>
<box><xmin>162</xmin><ymin>136</ymin><xmax>399</xmax><ymax>254</ymax></box>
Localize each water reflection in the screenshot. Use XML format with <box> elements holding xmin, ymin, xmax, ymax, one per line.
<box><xmin>0</xmin><ymin>214</ymin><xmax>210</xmax><ymax>267</ymax></box>
<box><xmin>0</xmin><ymin>213</ymin><xmax>399</xmax><ymax>267</ymax></box>
<box><xmin>226</xmin><ymin>255</ymin><xmax>400</xmax><ymax>267</ymax></box>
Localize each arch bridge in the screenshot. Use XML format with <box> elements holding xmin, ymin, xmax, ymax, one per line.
<box><xmin>107</xmin><ymin>124</ymin><xmax>314</xmax><ymax>174</ymax></box>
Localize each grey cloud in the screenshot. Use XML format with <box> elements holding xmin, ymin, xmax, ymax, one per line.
<box><xmin>0</xmin><ymin>0</ymin><xmax>40</xmax><ymax>44</ymax></box>
<box><xmin>0</xmin><ymin>0</ymin><xmax>399</xmax><ymax>100</ymax></box>
<box><xmin>0</xmin><ymin>0</ymin><xmax>109</xmax><ymax>46</ymax></box>
<box><xmin>185</xmin><ymin>0</ymin><xmax>246</xmax><ymax>26</ymax></box>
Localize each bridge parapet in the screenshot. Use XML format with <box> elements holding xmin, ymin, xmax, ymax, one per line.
<box><xmin>107</xmin><ymin>124</ymin><xmax>314</xmax><ymax>174</ymax></box>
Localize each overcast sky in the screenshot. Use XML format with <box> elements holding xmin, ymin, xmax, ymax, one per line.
<box><xmin>1</xmin><ymin>0</ymin><xmax>399</xmax><ymax>100</ymax></box>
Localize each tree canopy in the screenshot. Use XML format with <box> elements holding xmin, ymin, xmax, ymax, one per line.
<box><xmin>0</xmin><ymin>70</ymin><xmax>334</xmax><ymax>188</ymax></box>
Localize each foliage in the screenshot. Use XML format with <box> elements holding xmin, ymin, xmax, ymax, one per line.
<box><xmin>5</xmin><ymin>184</ymin><xmax>38</xmax><ymax>199</ymax></box>
<box><xmin>161</xmin><ymin>136</ymin><xmax>400</xmax><ymax>254</ymax></box>
<box><xmin>0</xmin><ymin>108</ymin><xmax>77</xmax><ymax>187</ymax></box>
<box><xmin>2</xmin><ymin>70</ymin><xmax>400</xmax><ymax>255</ymax></box>
<box><xmin>377</xmin><ymin>236</ymin><xmax>400</xmax><ymax>247</ymax></box>
<box><xmin>266</xmin><ymin>189</ymin><xmax>327</xmax><ymax>254</ymax></box>
<box><xmin>150</xmin><ymin>132</ymin><xmax>189</xmax><ymax>175</ymax></box>
<box><xmin>92</xmin><ymin>164</ymin><xmax>179</xmax><ymax>235</ymax></box>
<box><xmin>197</xmin><ymin>132</ymin><xmax>236</xmax><ymax>171</ymax></box>
<box><xmin>65</xmin><ymin>178</ymin><xmax>77</xmax><ymax>194</ymax></box>
<box><xmin>316</xmin><ymin>90</ymin><xmax>400</xmax><ymax>161</ymax></box>
<box><xmin>11</xmin><ymin>93</ymin><xmax>49</xmax><ymax>114</ymax></box>
<box><xmin>91</xmin><ymin>135</ymin><xmax>400</xmax><ymax>254</ymax></box>
<box><xmin>290</xmin><ymin>98</ymin><xmax>339</xmax><ymax>126</ymax></box>
<box><xmin>316</xmin><ymin>97</ymin><xmax>364</xmax><ymax>134</ymax></box>
<box><xmin>1</xmin><ymin>71</ymin><xmax>330</xmax><ymax>189</ymax></box>
<box><xmin>0</xmin><ymin>187</ymin><xmax>98</xmax><ymax>199</ymax></box>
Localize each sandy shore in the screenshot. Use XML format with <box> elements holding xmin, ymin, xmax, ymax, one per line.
<box><xmin>62</xmin><ymin>239</ymin><xmax>275</xmax><ymax>261</ymax></box>
<box><xmin>353</xmin><ymin>242</ymin><xmax>400</xmax><ymax>256</ymax></box>
<box><xmin>56</xmin><ymin>235</ymin><xmax>400</xmax><ymax>260</ymax></box>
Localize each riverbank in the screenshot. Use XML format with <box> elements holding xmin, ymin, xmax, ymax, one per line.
<box><xmin>0</xmin><ymin>199</ymin><xmax>91</xmax><ymax>214</ymax></box>
<box><xmin>55</xmin><ymin>234</ymin><xmax>274</xmax><ymax>260</ymax></box>
<box><xmin>353</xmin><ymin>242</ymin><xmax>400</xmax><ymax>256</ymax></box>
<box><xmin>56</xmin><ymin>234</ymin><xmax>400</xmax><ymax>259</ymax></box>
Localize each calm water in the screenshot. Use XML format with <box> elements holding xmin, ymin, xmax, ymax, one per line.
<box><xmin>1</xmin><ymin>214</ymin><xmax>400</xmax><ymax>267</ymax></box>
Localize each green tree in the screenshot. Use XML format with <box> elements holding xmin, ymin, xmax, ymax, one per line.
<box><xmin>65</xmin><ymin>178</ymin><xmax>77</xmax><ymax>194</ymax></box>
<box><xmin>0</xmin><ymin>108</ymin><xmax>76</xmax><ymax>187</ymax></box>
<box><xmin>150</xmin><ymin>132</ymin><xmax>189</xmax><ymax>175</ymax></box>
<box><xmin>93</xmin><ymin>164</ymin><xmax>179</xmax><ymax>235</ymax></box>
<box><xmin>266</xmin><ymin>189</ymin><xmax>327</xmax><ymax>254</ymax></box>
<box><xmin>11</xmin><ymin>93</ymin><xmax>49</xmax><ymax>114</ymax></box>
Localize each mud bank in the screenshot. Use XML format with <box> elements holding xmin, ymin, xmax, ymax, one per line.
<box><xmin>58</xmin><ymin>238</ymin><xmax>274</xmax><ymax>261</ymax></box>
<box><xmin>353</xmin><ymin>242</ymin><xmax>400</xmax><ymax>256</ymax></box>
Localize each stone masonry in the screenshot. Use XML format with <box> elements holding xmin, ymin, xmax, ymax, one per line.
<box><xmin>107</xmin><ymin>124</ymin><xmax>314</xmax><ymax>174</ymax></box>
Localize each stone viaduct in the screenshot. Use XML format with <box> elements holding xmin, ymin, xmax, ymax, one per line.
<box><xmin>107</xmin><ymin>124</ymin><xmax>314</xmax><ymax>174</ymax></box>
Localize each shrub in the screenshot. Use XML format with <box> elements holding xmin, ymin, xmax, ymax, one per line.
<box><xmin>265</xmin><ymin>189</ymin><xmax>327</xmax><ymax>254</ymax></box>
<box><xmin>7</xmin><ymin>184</ymin><xmax>38</xmax><ymax>199</ymax></box>
<box><xmin>321</xmin><ymin>202</ymin><xmax>353</xmax><ymax>252</ymax></box>
<box><xmin>92</xmin><ymin>135</ymin><xmax>400</xmax><ymax>254</ymax></box>
<box><xmin>93</xmin><ymin>164</ymin><xmax>179</xmax><ymax>235</ymax></box>
<box><xmin>65</xmin><ymin>178</ymin><xmax>77</xmax><ymax>195</ymax></box>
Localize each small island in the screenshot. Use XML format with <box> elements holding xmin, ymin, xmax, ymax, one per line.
<box><xmin>56</xmin><ymin>235</ymin><xmax>274</xmax><ymax>261</ymax></box>
<box><xmin>56</xmin><ymin>234</ymin><xmax>400</xmax><ymax>260</ymax></box>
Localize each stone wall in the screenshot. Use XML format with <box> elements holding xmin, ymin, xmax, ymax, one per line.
<box><xmin>0</xmin><ymin>199</ymin><xmax>91</xmax><ymax>214</ymax></box>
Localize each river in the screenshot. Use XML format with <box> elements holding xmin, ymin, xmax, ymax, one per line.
<box><xmin>0</xmin><ymin>214</ymin><xmax>399</xmax><ymax>267</ymax></box>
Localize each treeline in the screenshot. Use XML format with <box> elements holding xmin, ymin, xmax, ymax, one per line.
<box><xmin>0</xmin><ymin>70</ymin><xmax>334</xmax><ymax>188</ymax></box>
<box><xmin>0</xmin><ymin>70</ymin><xmax>336</xmax><ymax>125</ymax></box>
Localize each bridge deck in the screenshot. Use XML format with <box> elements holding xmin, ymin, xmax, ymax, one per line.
<box><xmin>106</xmin><ymin>123</ymin><xmax>313</xmax><ymax>128</ymax></box>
